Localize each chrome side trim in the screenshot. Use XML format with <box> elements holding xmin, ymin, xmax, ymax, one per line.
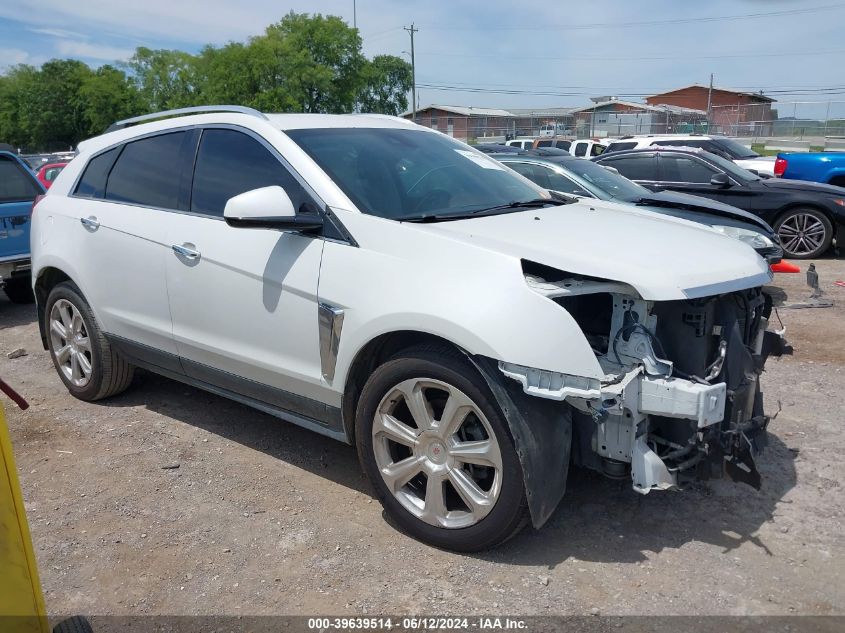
<box><xmin>318</xmin><ymin>303</ymin><xmax>345</xmax><ymax>383</ymax></box>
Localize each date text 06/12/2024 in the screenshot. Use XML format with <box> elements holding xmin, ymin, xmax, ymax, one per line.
<box><xmin>307</xmin><ymin>617</ymin><xmax>529</xmax><ymax>630</ymax></box>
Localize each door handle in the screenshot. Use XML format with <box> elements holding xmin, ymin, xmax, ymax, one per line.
<box><xmin>80</xmin><ymin>216</ymin><xmax>99</xmax><ymax>230</ymax></box>
<box><xmin>171</xmin><ymin>243</ymin><xmax>201</xmax><ymax>260</ymax></box>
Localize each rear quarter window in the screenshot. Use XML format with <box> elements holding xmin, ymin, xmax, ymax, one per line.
<box><xmin>75</xmin><ymin>148</ymin><xmax>120</xmax><ymax>198</ymax></box>
<box><xmin>104</xmin><ymin>132</ymin><xmax>190</xmax><ymax>209</ymax></box>
<box><xmin>0</xmin><ymin>155</ymin><xmax>41</xmax><ymax>203</ymax></box>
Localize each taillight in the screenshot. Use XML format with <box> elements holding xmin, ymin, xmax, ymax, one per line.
<box><xmin>31</xmin><ymin>194</ymin><xmax>45</xmax><ymax>215</ymax></box>
<box><xmin>774</xmin><ymin>157</ymin><xmax>787</xmax><ymax>177</ymax></box>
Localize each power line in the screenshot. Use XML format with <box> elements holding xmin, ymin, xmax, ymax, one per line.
<box><xmin>415</xmin><ymin>49</ymin><xmax>845</xmax><ymax>63</ymax></box>
<box><xmin>418</xmin><ymin>2</ymin><xmax>845</xmax><ymax>31</ymax></box>
<box><xmin>415</xmin><ymin>83</ymin><xmax>845</xmax><ymax>99</ymax></box>
<box><xmin>414</xmin><ymin>79</ymin><xmax>845</xmax><ymax>92</ymax></box>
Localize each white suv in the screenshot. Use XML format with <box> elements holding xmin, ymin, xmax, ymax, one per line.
<box><xmin>32</xmin><ymin>106</ymin><xmax>782</xmax><ymax>551</ymax></box>
<box><xmin>605</xmin><ymin>135</ymin><xmax>776</xmax><ymax>176</ymax></box>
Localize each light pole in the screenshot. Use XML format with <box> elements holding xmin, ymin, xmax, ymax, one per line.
<box><xmin>353</xmin><ymin>0</ymin><xmax>356</xmax><ymax>29</ymax></box>
<box><xmin>404</xmin><ymin>23</ymin><xmax>418</xmax><ymax>123</ymax></box>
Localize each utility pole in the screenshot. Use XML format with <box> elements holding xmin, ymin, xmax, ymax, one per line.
<box><xmin>353</xmin><ymin>0</ymin><xmax>357</xmax><ymax>29</ymax></box>
<box><xmin>706</xmin><ymin>73</ymin><xmax>714</xmax><ymax>130</ymax></box>
<box><xmin>404</xmin><ymin>23</ymin><xmax>418</xmax><ymax>123</ymax></box>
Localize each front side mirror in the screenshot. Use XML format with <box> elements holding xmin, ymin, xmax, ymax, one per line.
<box><xmin>224</xmin><ymin>186</ymin><xmax>323</xmax><ymax>231</ymax></box>
<box><xmin>710</xmin><ymin>173</ymin><xmax>732</xmax><ymax>188</ymax></box>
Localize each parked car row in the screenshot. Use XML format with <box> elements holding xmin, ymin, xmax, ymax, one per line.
<box><xmin>592</xmin><ymin>146</ymin><xmax>845</xmax><ymax>258</ymax></box>
<box><xmin>29</xmin><ymin>106</ymin><xmax>786</xmax><ymax>551</ymax></box>
<box><xmin>603</xmin><ymin>134</ymin><xmax>777</xmax><ymax>176</ymax></box>
<box><xmin>483</xmin><ymin>148</ymin><xmax>783</xmax><ymax>263</ymax></box>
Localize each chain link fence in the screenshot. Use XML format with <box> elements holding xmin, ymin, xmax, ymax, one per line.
<box><xmin>414</xmin><ymin>100</ymin><xmax>845</xmax><ymax>149</ymax></box>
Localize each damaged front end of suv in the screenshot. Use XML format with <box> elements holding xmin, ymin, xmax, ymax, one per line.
<box><xmin>493</xmin><ymin>261</ymin><xmax>785</xmax><ymax>516</ymax></box>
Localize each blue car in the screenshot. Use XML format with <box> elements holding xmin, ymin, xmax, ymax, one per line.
<box><xmin>775</xmin><ymin>152</ymin><xmax>845</xmax><ymax>188</ymax></box>
<box><xmin>0</xmin><ymin>151</ymin><xmax>45</xmax><ymax>303</ymax></box>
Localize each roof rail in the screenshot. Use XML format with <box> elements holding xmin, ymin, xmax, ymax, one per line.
<box><xmin>106</xmin><ymin>105</ymin><xmax>268</xmax><ymax>133</ymax></box>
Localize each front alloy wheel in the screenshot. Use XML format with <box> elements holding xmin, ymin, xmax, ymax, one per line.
<box><xmin>775</xmin><ymin>209</ymin><xmax>832</xmax><ymax>259</ymax></box>
<box><xmin>372</xmin><ymin>378</ymin><xmax>503</xmax><ymax>529</ymax></box>
<box><xmin>356</xmin><ymin>348</ymin><xmax>528</xmax><ymax>551</ymax></box>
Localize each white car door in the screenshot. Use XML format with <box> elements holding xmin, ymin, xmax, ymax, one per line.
<box><xmin>164</xmin><ymin>127</ymin><xmax>332</xmax><ymax>416</ymax></box>
<box><xmin>70</xmin><ymin>131</ymin><xmax>194</xmax><ymax>363</ymax></box>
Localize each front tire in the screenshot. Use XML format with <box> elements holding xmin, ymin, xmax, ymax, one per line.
<box><xmin>44</xmin><ymin>282</ymin><xmax>134</xmax><ymax>401</ymax></box>
<box><xmin>356</xmin><ymin>347</ymin><xmax>528</xmax><ymax>551</ymax></box>
<box><xmin>775</xmin><ymin>208</ymin><xmax>833</xmax><ymax>259</ymax></box>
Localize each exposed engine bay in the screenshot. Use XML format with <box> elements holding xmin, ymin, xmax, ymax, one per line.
<box><xmin>501</xmin><ymin>264</ymin><xmax>786</xmax><ymax>495</ymax></box>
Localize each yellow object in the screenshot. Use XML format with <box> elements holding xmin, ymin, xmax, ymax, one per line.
<box><xmin>0</xmin><ymin>400</ymin><xmax>49</xmax><ymax>633</ymax></box>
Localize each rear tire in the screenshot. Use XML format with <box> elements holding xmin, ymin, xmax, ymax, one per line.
<box><xmin>356</xmin><ymin>346</ymin><xmax>528</xmax><ymax>551</ymax></box>
<box><xmin>52</xmin><ymin>616</ymin><xmax>94</xmax><ymax>633</ymax></box>
<box><xmin>775</xmin><ymin>208</ymin><xmax>833</xmax><ymax>259</ymax></box>
<box><xmin>3</xmin><ymin>276</ymin><xmax>35</xmax><ymax>304</ymax></box>
<box><xmin>44</xmin><ymin>281</ymin><xmax>134</xmax><ymax>401</ymax></box>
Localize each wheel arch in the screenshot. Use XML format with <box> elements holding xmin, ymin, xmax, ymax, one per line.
<box><xmin>341</xmin><ymin>330</ymin><xmax>468</xmax><ymax>443</ymax></box>
<box><xmin>33</xmin><ymin>266</ymin><xmax>75</xmax><ymax>350</ymax></box>
<box><xmin>774</xmin><ymin>202</ymin><xmax>835</xmax><ymax>227</ymax></box>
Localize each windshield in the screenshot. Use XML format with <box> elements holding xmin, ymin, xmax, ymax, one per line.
<box><xmin>286</xmin><ymin>128</ymin><xmax>546</xmax><ymax>220</ymax></box>
<box><xmin>561</xmin><ymin>159</ymin><xmax>650</xmax><ymax>201</ymax></box>
<box><xmin>712</xmin><ymin>137</ymin><xmax>760</xmax><ymax>159</ymax></box>
<box><xmin>700</xmin><ymin>150</ymin><xmax>761</xmax><ymax>182</ymax></box>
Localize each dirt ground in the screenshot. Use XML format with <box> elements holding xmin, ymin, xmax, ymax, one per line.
<box><xmin>1</xmin><ymin>259</ymin><xmax>844</xmax><ymax>617</ymax></box>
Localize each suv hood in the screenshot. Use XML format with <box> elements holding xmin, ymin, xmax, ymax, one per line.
<box><xmin>419</xmin><ymin>199</ymin><xmax>771</xmax><ymax>301</ymax></box>
<box><xmin>636</xmin><ymin>190</ymin><xmax>775</xmax><ymax>233</ymax></box>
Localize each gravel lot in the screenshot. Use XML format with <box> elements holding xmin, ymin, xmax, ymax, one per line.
<box><xmin>2</xmin><ymin>259</ymin><xmax>844</xmax><ymax>617</ymax></box>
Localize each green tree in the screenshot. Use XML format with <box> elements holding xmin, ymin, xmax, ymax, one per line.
<box><xmin>23</xmin><ymin>59</ymin><xmax>91</xmax><ymax>150</ymax></box>
<box><xmin>79</xmin><ymin>65</ymin><xmax>143</xmax><ymax>135</ymax></box>
<box><xmin>357</xmin><ymin>55</ymin><xmax>412</xmax><ymax>115</ymax></box>
<box><xmin>258</xmin><ymin>12</ymin><xmax>366</xmax><ymax>113</ymax></box>
<box><xmin>127</xmin><ymin>47</ymin><xmax>198</xmax><ymax>111</ymax></box>
<box><xmin>0</xmin><ymin>65</ymin><xmax>40</xmax><ymax>148</ymax></box>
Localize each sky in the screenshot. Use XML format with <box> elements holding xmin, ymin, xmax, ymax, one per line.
<box><xmin>1</xmin><ymin>0</ymin><xmax>844</xmax><ymax>118</ymax></box>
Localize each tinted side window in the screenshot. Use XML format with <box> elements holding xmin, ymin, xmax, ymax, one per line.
<box><xmin>507</xmin><ymin>162</ymin><xmax>551</xmax><ymax>189</ymax></box>
<box><xmin>554</xmin><ymin>140</ymin><xmax>571</xmax><ymax>150</ymax></box>
<box><xmin>544</xmin><ymin>169</ymin><xmax>586</xmax><ymax>195</ymax></box>
<box><xmin>606</xmin><ymin>142</ymin><xmax>637</xmax><ymax>152</ymax></box>
<box><xmin>600</xmin><ymin>155</ymin><xmax>657</xmax><ymax>181</ymax></box>
<box><xmin>536</xmin><ymin>140</ymin><xmax>551</xmax><ymax>148</ymax></box>
<box><xmin>105</xmin><ymin>132</ymin><xmax>188</xmax><ymax>209</ymax></box>
<box><xmin>590</xmin><ymin>144</ymin><xmax>606</xmax><ymax>156</ymax></box>
<box><xmin>660</xmin><ymin>155</ymin><xmax>719</xmax><ymax>183</ymax></box>
<box><xmin>190</xmin><ymin>129</ymin><xmax>313</xmax><ymax>217</ymax></box>
<box><xmin>75</xmin><ymin>148</ymin><xmax>119</xmax><ymax>198</ymax></box>
<box><xmin>573</xmin><ymin>142</ymin><xmax>587</xmax><ymax>157</ymax></box>
<box><xmin>0</xmin><ymin>156</ymin><xmax>41</xmax><ymax>202</ymax></box>
<box><xmin>651</xmin><ymin>139</ymin><xmax>705</xmax><ymax>150</ymax></box>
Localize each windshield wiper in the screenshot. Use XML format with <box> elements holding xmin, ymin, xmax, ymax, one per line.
<box><xmin>398</xmin><ymin>197</ymin><xmax>572</xmax><ymax>223</ymax></box>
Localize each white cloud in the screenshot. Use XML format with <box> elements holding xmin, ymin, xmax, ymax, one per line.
<box><xmin>0</xmin><ymin>47</ymin><xmax>32</xmax><ymax>65</ymax></box>
<box><xmin>29</xmin><ymin>27</ymin><xmax>86</xmax><ymax>39</ymax></box>
<box><xmin>1</xmin><ymin>0</ymin><xmax>842</xmax><ymax>108</ymax></box>
<box><xmin>53</xmin><ymin>40</ymin><xmax>135</xmax><ymax>62</ymax></box>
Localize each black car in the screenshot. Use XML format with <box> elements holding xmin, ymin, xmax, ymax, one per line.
<box><xmin>489</xmin><ymin>150</ymin><xmax>781</xmax><ymax>263</ymax></box>
<box><xmin>593</xmin><ymin>147</ymin><xmax>845</xmax><ymax>258</ymax></box>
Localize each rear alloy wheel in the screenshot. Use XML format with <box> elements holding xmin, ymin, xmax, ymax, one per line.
<box><xmin>356</xmin><ymin>348</ymin><xmax>528</xmax><ymax>551</ymax></box>
<box><xmin>775</xmin><ymin>209</ymin><xmax>833</xmax><ymax>259</ymax></box>
<box><xmin>45</xmin><ymin>282</ymin><xmax>134</xmax><ymax>401</ymax></box>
